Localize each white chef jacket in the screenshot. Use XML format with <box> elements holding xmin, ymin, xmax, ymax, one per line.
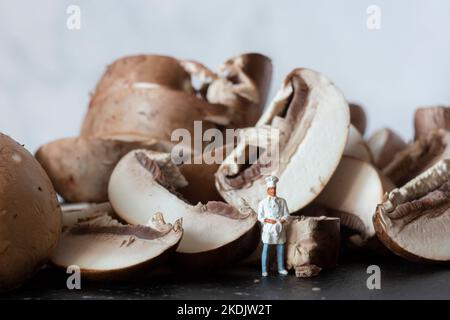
<box><xmin>257</xmin><ymin>196</ymin><xmax>290</xmax><ymax>244</ymax></box>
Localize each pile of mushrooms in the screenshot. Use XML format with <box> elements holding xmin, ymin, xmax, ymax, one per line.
<box><xmin>3</xmin><ymin>52</ymin><xmax>450</xmax><ymax>291</ymax></box>
<box><xmin>36</xmin><ymin>53</ymin><xmax>272</xmax><ymax>204</ymax></box>
<box><xmin>30</xmin><ymin>53</ymin><xmax>272</xmax><ymax>281</ymax></box>
<box><xmin>214</xmin><ymin>71</ymin><xmax>450</xmax><ymax>265</ymax></box>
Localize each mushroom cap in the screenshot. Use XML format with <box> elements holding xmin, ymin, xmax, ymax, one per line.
<box><xmin>344</xmin><ymin>124</ymin><xmax>373</xmax><ymax>162</ymax></box>
<box><xmin>383</xmin><ymin>129</ymin><xmax>450</xmax><ymax>187</ymax></box>
<box><xmin>414</xmin><ymin>106</ymin><xmax>450</xmax><ymax>140</ymax></box>
<box><xmin>35</xmin><ymin>137</ymin><xmax>169</xmax><ymax>203</ymax></box>
<box><xmin>315</xmin><ymin>156</ymin><xmax>389</xmax><ymax>241</ymax></box>
<box><xmin>375</xmin><ymin>159</ymin><xmax>450</xmax><ymax>262</ymax></box>
<box><xmin>215</xmin><ymin>68</ymin><xmax>350</xmax><ymax>212</ymax></box>
<box><xmin>51</xmin><ymin>213</ymin><xmax>182</xmax><ymax>280</ymax></box>
<box><xmin>204</xmin><ymin>53</ymin><xmax>272</xmax><ymax>127</ymax></box>
<box><xmin>368</xmin><ymin>127</ymin><xmax>407</xmax><ymax>169</ymax></box>
<box><xmin>92</xmin><ymin>54</ymin><xmax>194</xmax><ymax>100</ymax></box>
<box><xmin>108</xmin><ymin>150</ymin><xmax>259</xmax><ymax>268</ymax></box>
<box><xmin>81</xmin><ymin>85</ymin><xmax>231</xmax><ymax>142</ymax></box>
<box><xmin>0</xmin><ymin>133</ymin><xmax>62</xmax><ymax>291</ymax></box>
<box><xmin>349</xmin><ymin>103</ymin><xmax>367</xmax><ymax>135</ymax></box>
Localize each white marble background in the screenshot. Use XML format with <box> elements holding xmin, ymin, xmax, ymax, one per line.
<box><xmin>1</xmin><ymin>0</ymin><xmax>450</xmax><ymax>153</ymax></box>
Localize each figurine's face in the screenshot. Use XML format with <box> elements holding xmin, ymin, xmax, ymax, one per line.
<box><xmin>267</xmin><ymin>187</ymin><xmax>276</xmax><ymax>197</ymax></box>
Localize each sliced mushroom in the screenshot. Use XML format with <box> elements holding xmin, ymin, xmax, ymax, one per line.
<box><xmin>0</xmin><ymin>133</ymin><xmax>61</xmax><ymax>291</ymax></box>
<box><xmin>215</xmin><ymin>68</ymin><xmax>350</xmax><ymax>211</ymax></box>
<box><xmin>35</xmin><ymin>137</ymin><xmax>169</xmax><ymax>203</ymax></box>
<box><xmin>315</xmin><ymin>156</ymin><xmax>393</xmax><ymax>244</ymax></box>
<box><xmin>199</xmin><ymin>53</ymin><xmax>272</xmax><ymax>127</ymax></box>
<box><xmin>368</xmin><ymin>128</ymin><xmax>407</xmax><ymax>169</ymax></box>
<box><xmin>374</xmin><ymin>159</ymin><xmax>450</xmax><ymax>262</ymax></box>
<box><xmin>414</xmin><ymin>106</ymin><xmax>450</xmax><ymax>140</ymax></box>
<box><xmin>81</xmin><ymin>53</ymin><xmax>272</xmax><ymax>141</ymax></box>
<box><xmin>51</xmin><ymin>213</ymin><xmax>182</xmax><ymax>280</ymax></box>
<box><xmin>286</xmin><ymin>216</ymin><xmax>340</xmax><ymax>278</ymax></box>
<box><xmin>349</xmin><ymin>103</ymin><xmax>367</xmax><ymax>135</ymax></box>
<box><xmin>383</xmin><ymin>129</ymin><xmax>450</xmax><ymax>187</ymax></box>
<box><xmin>61</xmin><ymin>202</ymin><xmax>116</xmax><ymax>229</ymax></box>
<box><xmin>344</xmin><ymin>124</ymin><xmax>373</xmax><ymax>162</ymax></box>
<box><xmin>108</xmin><ymin>150</ymin><xmax>259</xmax><ymax>269</ymax></box>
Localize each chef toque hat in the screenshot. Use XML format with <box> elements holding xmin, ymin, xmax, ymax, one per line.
<box><xmin>265</xmin><ymin>175</ymin><xmax>279</xmax><ymax>188</ymax></box>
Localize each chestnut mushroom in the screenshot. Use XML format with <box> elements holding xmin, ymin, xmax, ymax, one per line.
<box><xmin>215</xmin><ymin>68</ymin><xmax>350</xmax><ymax>212</ymax></box>
<box><xmin>81</xmin><ymin>53</ymin><xmax>272</xmax><ymax>141</ymax></box>
<box><xmin>81</xmin><ymin>85</ymin><xmax>232</xmax><ymax>143</ymax></box>
<box><xmin>60</xmin><ymin>202</ymin><xmax>116</xmax><ymax>229</ymax></box>
<box><xmin>0</xmin><ymin>133</ymin><xmax>62</xmax><ymax>291</ymax></box>
<box><xmin>383</xmin><ymin>129</ymin><xmax>450</xmax><ymax>187</ymax></box>
<box><xmin>368</xmin><ymin>128</ymin><xmax>407</xmax><ymax>169</ymax></box>
<box><xmin>286</xmin><ymin>216</ymin><xmax>340</xmax><ymax>278</ymax></box>
<box><xmin>188</xmin><ymin>53</ymin><xmax>273</xmax><ymax>127</ymax></box>
<box><xmin>349</xmin><ymin>103</ymin><xmax>367</xmax><ymax>135</ymax></box>
<box><xmin>414</xmin><ymin>106</ymin><xmax>450</xmax><ymax>140</ymax></box>
<box><xmin>374</xmin><ymin>159</ymin><xmax>450</xmax><ymax>262</ymax></box>
<box><xmin>108</xmin><ymin>150</ymin><xmax>259</xmax><ymax>269</ymax></box>
<box><xmin>51</xmin><ymin>212</ymin><xmax>182</xmax><ymax>280</ymax></box>
<box><xmin>92</xmin><ymin>54</ymin><xmax>194</xmax><ymax>98</ymax></box>
<box><xmin>344</xmin><ymin>124</ymin><xmax>373</xmax><ymax>163</ymax></box>
<box><xmin>35</xmin><ymin>137</ymin><xmax>170</xmax><ymax>203</ymax></box>
<box><xmin>314</xmin><ymin>156</ymin><xmax>394</xmax><ymax>245</ymax></box>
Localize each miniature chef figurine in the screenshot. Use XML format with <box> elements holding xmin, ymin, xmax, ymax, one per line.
<box><xmin>258</xmin><ymin>176</ymin><xmax>290</xmax><ymax>277</ymax></box>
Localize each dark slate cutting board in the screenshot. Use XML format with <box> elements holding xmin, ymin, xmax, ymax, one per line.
<box><xmin>2</xmin><ymin>254</ymin><xmax>450</xmax><ymax>300</ymax></box>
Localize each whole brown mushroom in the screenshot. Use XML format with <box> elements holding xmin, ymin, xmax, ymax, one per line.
<box><xmin>0</xmin><ymin>133</ymin><xmax>62</xmax><ymax>291</ymax></box>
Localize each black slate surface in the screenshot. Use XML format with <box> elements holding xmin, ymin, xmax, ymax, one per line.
<box><xmin>2</xmin><ymin>253</ymin><xmax>450</xmax><ymax>300</ymax></box>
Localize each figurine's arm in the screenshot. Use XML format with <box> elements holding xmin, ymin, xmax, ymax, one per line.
<box><xmin>257</xmin><ymin>201</ymin><xmax>265</xmax><ymax>223</ymax></box>
<box><xmin>280</xmin><ymin>199</ymin><xmax>290</xmax><ymax>223</ymax></box>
